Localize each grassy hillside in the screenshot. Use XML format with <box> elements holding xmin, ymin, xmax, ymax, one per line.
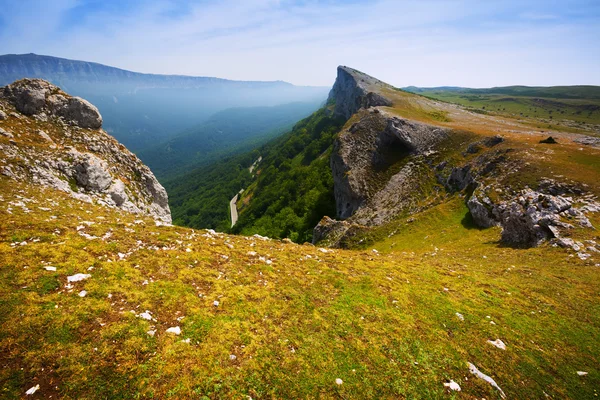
<box><xmin>1</xmin><ymin>177</ymin><xmax>599</xmax><ymax>399</ymax></box>
<box><xmin>139</xmin><ymin>102</ymin><xmax>321</xmax><ymax>180</ymax></box>
<box><xmin>167</xmin><ymin>109</ymin><xmax>346</xmax><ymax>242</ymax></box>
<box><xmin>403</xmin><ymin>85</ymin><xmax>600</xmax><ymax>127</ymax></box>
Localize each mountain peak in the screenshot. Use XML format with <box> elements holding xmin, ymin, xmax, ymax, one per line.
<box><xmin>327</xmin><ymin>66</ymin><xmax>393</xmax><ymax>119</ymax></box>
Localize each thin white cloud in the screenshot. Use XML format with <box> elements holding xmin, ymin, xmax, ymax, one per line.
<box><xmin>0</xmin><ymin>0</ymin><xmax>598</xmax><ymax>87</ymax></box>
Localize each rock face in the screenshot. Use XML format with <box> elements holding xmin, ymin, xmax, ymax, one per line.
<box><xmin>0</xmin><ymin>79</ymin><xmax>171</xmax><ymax>224</ymax></box>
<box><xmin>330</xmin><ymin>109</ymin><xmax>448</xmax><ymax>223</ymax></box>
<box><xmin>327</xmin><ymin>66</ymin><xmax>393</xmax><ymax>119</ymax></box>
<box><xmin>314</xmin><ymin>67</ymin><xmax>450</xmax><ymax>245</ymax></box>
<box><xmin>1</xmin><ymin>79</ymin><xmax>102</xmax><ymax>129</ymax></box>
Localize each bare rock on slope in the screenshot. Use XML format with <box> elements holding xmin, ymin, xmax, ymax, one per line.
<box><xmin>467</xmin><ymin>184</ymin><xmax>598</xmax><ymax>247</ymax></box>
<box><xmin>312</xmin><ymin>216</ymin><xmax>368</xmax><ymax>247</ymax></box>
<box><xmin>1</xmin><ymin>79</ymin><xmax>102</xmax><ymax>129</ymax></box>
<box><xmin>467</xmin><ymin>192</ymin><xmax>499</xmax><ymax>228</ymax></box>
<box><xmin>71</xmin><ymin>150</ymin><xmax>113</xmax><ymax>191</ymax></box>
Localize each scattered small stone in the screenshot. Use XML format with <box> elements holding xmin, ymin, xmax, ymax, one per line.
<box><xmin>78</xmin><ymin>290</ymin><xmax>87</xmax><ymax>297</ymax></box>
<box><xmin>468</xmin><ymin>362</ymin><xmax>506</xmax><ymax>399</ymax></box>
<box><xmin>576</xmin><ymin>371</ymin><xmax>588</xmax><ymax>376</ymax></box>
<box><xmin>138</xmin><ymin>311</ymin><xmax>153</xmax><ymax>321</ymax></box>
<box><xmin>455</xmin><ymin>312</ymin><xmax>464</xmax><ymax>321</ymax></box>
<box><xmin>229</xmin><ymin>354</ymin><xmax>237</xmax><ymax>360</ymax></box>
<box><xmin>25</xmin><ymin>384</ymin><xmax>40</xmax><ymax>395</ymax></box>
<box><xmin>166</xmin><ymin>326</ymin><xmax>181</xmax><ymax>335</ymax></box>
<box><xmin>213</xmin><ymin>300</ymin><xmax>220</xmax><ymax>307</ymax></box>
<box><xmin>335</xmin><ymin>378</ymin><xmax>343</xmax><ymax>385</ymax></box>
<box><xmin>44</xmin><ymin>266</ymin><xmax>57</xmax><ymax>271</ymax></box>
<box><xmin>67</xmin><ymin>273</ymin><xmax>91</xmax><ymax>282</ymax></box>
<box><xmin>487</xmin><ymin>339</ymin><xmax>506</xmax><ymax>350</ymax></box>
<box><xmin>443</xmin><ymin>380</ymin><xmax>461</xmax><ymax>391</ymax></box>
<box><xmin>147</xmin><ymin>330</ymin><xmax>156</xmax><ymax>337</ymax></box>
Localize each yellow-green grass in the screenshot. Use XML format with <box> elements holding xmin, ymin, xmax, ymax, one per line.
<box><xmin>1</xmin><ymin>177</ymin><xmax>599</xmax><ymax>399</ymax></box>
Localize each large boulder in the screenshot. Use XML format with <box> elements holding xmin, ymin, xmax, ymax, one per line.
<box><xmin>47</xmin><ymin>94</ymin><xmax>103</xmax><ymax>129</ymax></box>
<box><xmin>467</xmin><ymin>193</ymin><xmax>499</xmax><ymax>228</ymax></box>
<box><xmin>72</xmin><ymin>151</ymin><xmax>112</xmax><ymax>191</ymax></box>
<box><xmin>1</xmin><ymin>79</ymin><xmax>102</xmax><ymax>129</ymax></box>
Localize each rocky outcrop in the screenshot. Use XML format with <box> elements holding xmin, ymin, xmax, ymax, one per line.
<box><xmin>1</xmin><ymin>79</ymin><xmax>102</xmax><ymax>128</ymax></box>
<box><xmin>466</xmin><ymin>183</ymin><xmax>599</xmax><ymax>247</ymax></box>
<box><xmin>0</xmin><ymin>79</ymin><xmax>171</xmax><ymax>224</ymax></box>
<box><xmin>331</xmin><ymin>109</ymin><xmax>448</xmax><ymax>221</ymax></box>
<box><xmin>327</xmin><ymin>66</ymin><xmax>392</xmax><ymax>119</ymax></box>
<box><xmin>312</xmin><ymin>216</ymin><xmax>367</xmax><ymax>247</ymax></box>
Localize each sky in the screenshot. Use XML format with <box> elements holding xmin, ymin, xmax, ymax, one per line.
<box><xmin>0</xmin><ymin>0</ymin><xmax>598</xmax><ymax>87</ymax></box>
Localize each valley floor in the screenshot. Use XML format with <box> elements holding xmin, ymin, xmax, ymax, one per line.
<box><xmin>1</xmin><ymin>177</ymin><xmax>599</xmax><ymax>399</ymax></box>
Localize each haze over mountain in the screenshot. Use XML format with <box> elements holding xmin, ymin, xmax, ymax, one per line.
<box><xmin>0</xmin><ymin>53</ymin><xmax>329</xmax><ymax>152</ymax></box>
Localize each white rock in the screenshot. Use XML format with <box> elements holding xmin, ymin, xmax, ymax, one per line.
<box><xmin>455</xmin><ymin>312</ymin><xmax>464</xmax><ymax>321</ymax></box>
<box><xmin>25</xmin><ymin>384</ymin><xmax>40</xmax><ymax>395</ymax></box>
<box><xmin>147</xmin><ymin>330</ymin><xmax>156</xmax><ymax>337</ymax></box>
<box><xmin>577</xmin><ymin>371</ymin><xmax>588</xmax><ymax>376</ymax></box>
<box><xmin>138</xmin><ymin>311</ymin><xmax>153</xmax><ymax>321</ymax></box>
<box><xmin>487</xmin><ymin>339</ymin><xmax>506</xmax><ymax>350</ymax></box>
<box><xmin>213</xmin><ymin>300</ymin><xmax>220</xmax><ymax>307</ymax></box>
<box><xmin>166</xmin><ymin>326</ymin><xmax>181</xmax><ymax>335</ymax></box>
<box><xmin>78</xmin><ymin>290</ymin><xmax>87</xmax><ymax>297</ymax></box>
<box><xmin>67</xmin><ymin>273</ymin><xmax>91</xmax><ymax>282</ymax></box>
<box><xmin>44</xmin><ymin>266</ymin><xmax>57</xmax><ymax>271</ymax></box>
<box><xmin>335</xmin><ymin>378</ymin><xmax>343</xmax><ymax>385</ymax></box>
<box><xmin>468</xmin><ymin>362</ymin><xmax>506</xmax><ymax>399</ymax></box>
<box><xmin>443</xmin><ymin>380</ymin><xmax>461</xmax><ymax>391</ymax></box>
<box><xmin>229</xmin><ymin>354</ymin><xmax>237</xmax><ymax>360</ymax></box>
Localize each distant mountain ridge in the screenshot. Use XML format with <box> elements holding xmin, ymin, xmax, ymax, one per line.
<box><xmin>404</xmin><ymin>85</ymin><xmax>600</xmax><ymax>100</ymax></box>
<box><xmin>0</xmin><ymin>53</ymin><xmax>296</xmax><ymax>88</ymax></box>
<box><xmin>0</xmin><ymin>54</ymin><xmax>329</xmax><ymax>153</ymax></box>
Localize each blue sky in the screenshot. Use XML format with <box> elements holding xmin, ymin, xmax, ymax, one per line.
<box><xmin>0</xmin><ymin>0</ymin><xmax>598</xmax><ymax>87</ymax></box>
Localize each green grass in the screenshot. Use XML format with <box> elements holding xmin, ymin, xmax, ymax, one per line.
<box><xmin>411</xmin><ymin>90</ymin><xmax>600</xmax><ymax>125</ymax></box>
<box><xmin>1</xmin><ymin>177</ymin><xmax>599</xmax><ymax>399</ymax></box>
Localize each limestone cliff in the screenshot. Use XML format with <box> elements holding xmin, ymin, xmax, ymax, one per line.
<box><xmin>331</xmin><ymin>109</ymin><xmax>449</xmax><ymax>222</ymax></box>
<box><xmin>0</xmin><ymin>79</ymin><xmax>171</xmax><ymax>224</ymax></box>
<box><xmin>315</xmin><ymin>67</ymin><xmax>600</xmax><ymax>249</ymax></box>
<box><xmin>327</xmin><ymin>66</ymin><xmax>393</xmax><ymax>119</ymax></box>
